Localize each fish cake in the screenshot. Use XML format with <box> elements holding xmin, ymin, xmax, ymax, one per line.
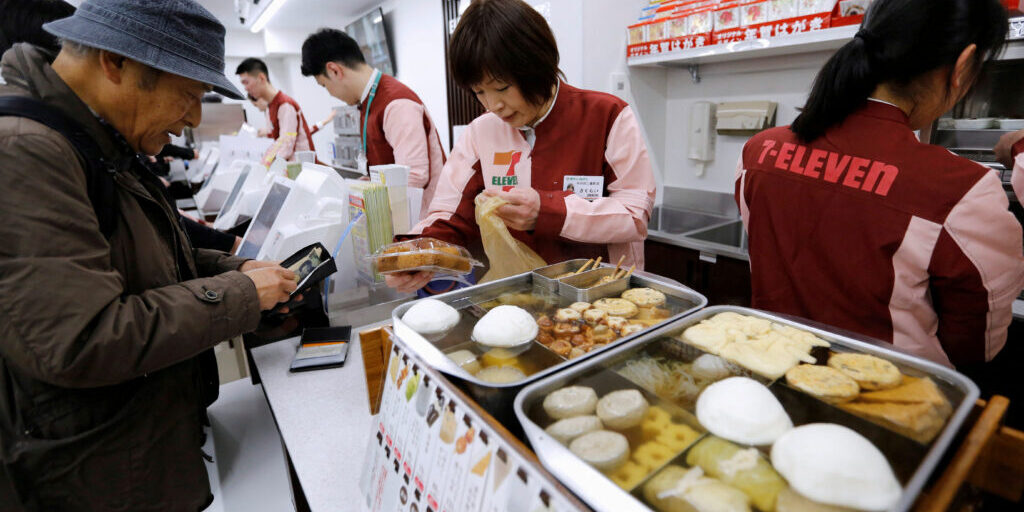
<box><xmin>786</xmin><ymin>364</ymin><xmax>860</xmax><ymax>404</ymax></box>
<box><xmin>569</xmin><ymin>302</ymin><xmax>592</xmax><ymax>313</ymax></box>
<box><xmin>621</xmin><ymin>287</ymin><xmax>667</xmax><ymax>308</ymax></box>
<box><xmin>828</xmin><ymin>353</ymin><xmax>902</xmax><ymax>390</ymax></box>
<box><xmin>583</xmin><ymin>308</ymin><xmax>608</xmax><ymax>325</ymax></box>
<box><xmin>554</xmin><ymin>308</ymin><xmax>582</xmax><ymax>322</ymax></box>
<box><xmin>593</xmin><ymin>298</ymin><xmax>639</xmax><ymax>318</ymax></box>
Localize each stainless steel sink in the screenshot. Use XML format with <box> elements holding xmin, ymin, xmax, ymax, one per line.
<box><xmin>686</xmin><ymin>220</ymin><xmax>747</xmax><ymax>249</ymax></box>
<box><xmin>649</xmin><ymin>205</ymin><xmax>736</xmax><ymax>235</ymax></box>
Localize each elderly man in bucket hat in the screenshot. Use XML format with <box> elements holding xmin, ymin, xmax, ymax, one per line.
<box><xmin>0</xmin><ymin>1</ymin><xmax>299</xmax><ymax>510</ymax></box>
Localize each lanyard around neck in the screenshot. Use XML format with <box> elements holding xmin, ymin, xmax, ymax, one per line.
<box><xmin>361</xmin><ymin>72</ymin><xmax>382</xmax><ymax>154</ymax></box>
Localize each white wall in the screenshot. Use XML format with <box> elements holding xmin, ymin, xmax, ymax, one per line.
<box><xmin>535</xmin><ymin>0</ymin><xmax>584</xmax><ymax>86</ymax></box>
<box><xmin>580</xmin><ymin>0</ymin><xmax>667</xmax><ymax>200</ymax></box>
<box><xmin>661</xmin><ymin>54</ymin><xmax>826</xmax><ymax>193</ymax></box>
<box><xmin>379</xmin><ymin>0</ymin><xmax>450</xmax><ymax>150</ymax></box>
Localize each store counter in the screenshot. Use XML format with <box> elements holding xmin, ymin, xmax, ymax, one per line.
<box><xmin>250</xmin><ymin>323</ymin><xmax>385</xmax><ymax>512</ymax></box>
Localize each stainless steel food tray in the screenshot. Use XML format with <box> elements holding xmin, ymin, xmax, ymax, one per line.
<box><xmin>558</xmin><ymin>268</ymin><xmax>631</xmax><ymax>302</ymax></box>
<box><xmin>391</xmin><ymin>269</ymin><xmax>707</xmax><ymax>430</ymax></box>
<box><xmin>514</xmin><ymin>306</ymin><xmax>980</xmax><ymax>512</ymax></box>
<box><xmin>532</xmin><ymin>258</ymin><xmax>594</xmax><ymax>292</ymax></box>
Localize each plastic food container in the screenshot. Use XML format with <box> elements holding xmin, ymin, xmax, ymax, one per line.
<box><xmin>954</xmin><ymin>118</ymin><xmax>997</xmax><ymax>130</ymax></box>
<box><xmin>515</xmin><ymin>306</ymin><xmax>979</xmax><ymax>512</ymax></box>
<box><xmin>371</xmin><ymin>237</ymin><xmax>481</xmax><ymax>276</ymax></box>
<box><xmin>998</xmin><ymin>119</ymin><xmax>1024</xmax><ymax>130</ymax></box>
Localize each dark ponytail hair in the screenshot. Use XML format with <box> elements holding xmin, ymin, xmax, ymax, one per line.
<box><xmin>791</xmin><ymin>0</ymin><xmax>1008</xmax><ymax>142</ymax></box>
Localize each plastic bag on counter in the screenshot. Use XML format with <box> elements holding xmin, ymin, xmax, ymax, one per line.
<box><xmin>475</xmin><ymin>194</ymin><xmax>547</xmax><ymax>283</ymax></box>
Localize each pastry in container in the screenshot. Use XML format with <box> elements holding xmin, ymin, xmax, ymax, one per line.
<box><xmin>372</xmin><ymin>237</ymin><xmax>480</xmax><ymax>276</ymax></box>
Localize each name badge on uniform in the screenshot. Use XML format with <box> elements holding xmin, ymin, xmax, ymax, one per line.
<box><xmin>356</xmin><ymin>152</ymin><xmax>368</xmax><ymax>176</ymax></box>
<box><xmin>563</xmin><ymin>175</ymin><xmax>604</xmax><ymax>200</ymax></box>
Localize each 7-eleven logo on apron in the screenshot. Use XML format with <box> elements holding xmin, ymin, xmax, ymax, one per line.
<box><xmin>492</xmin><ymin>151</ymin><xmax>522</xmax><ymax>191</ymax></box>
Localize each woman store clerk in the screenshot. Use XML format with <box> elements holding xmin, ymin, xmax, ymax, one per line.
<box><xmin>737</xmin><ymin>0</ymin><xmax>1024</xmax><ymax>368</ymax></box>
<box><xmin>387</xmin><ymin>0</ymin><xmax>656</xmax><ymax>293</ymax></box>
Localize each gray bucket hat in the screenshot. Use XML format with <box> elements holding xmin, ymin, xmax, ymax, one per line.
<box><xmin>43</xmin><ymin>0</ymin><xmax>243</xmax><ymax>99</ymax></box>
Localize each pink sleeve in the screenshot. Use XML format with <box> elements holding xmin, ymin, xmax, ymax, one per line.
<box><xmin>383</xmin><ymin>100</ymin><xmax>432</xmax><ymax>189</ymax></box>
<box><xmin>928</xmin><ymin>171</ymin><xmax>1024</xmax><ymax>363</ymax></box>
<box><xmin>734</xmin><ymin>156</ymin><xmax>750</xmax><ymax>228</ymax></box>
<box><xmin>276</xmin><ymin>103</ymin><xmax>299</xmax><ymax>160</ymax></box>
<box><xmin>1013</xmin><ymin>152</ymin><xmax>1024</xmax><ymax>204</ymax></box>
<box><xmin>412</xmin><ymin>125</ymin><xmax>481</xmax><ymax>242</ymax></box>
<box><xmin>552</xmin><ymin>106</ymin><xmax>655</xmax><ymax>245</ymax></box>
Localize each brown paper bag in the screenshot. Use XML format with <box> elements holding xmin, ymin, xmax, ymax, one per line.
<box><xmin>475</xmin><ymin>194</ymin><xmax>547</xmax><ymax>282</ymax></box>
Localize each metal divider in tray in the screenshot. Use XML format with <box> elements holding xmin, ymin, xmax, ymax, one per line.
<box><xmin>513</xmin><ymin>306</ymin><xmax>979</xmax><ymax>512</ymax></box>
<box><xmin>390</xmin><ymin>268</ymin><xmax>707</xmax><ymax>432</ymax></box>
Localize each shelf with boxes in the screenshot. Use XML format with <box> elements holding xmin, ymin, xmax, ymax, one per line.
<box><xmin>627</xmin><ymin>0</ymin><xmax>866</xmax><ymax>68</ymax></box>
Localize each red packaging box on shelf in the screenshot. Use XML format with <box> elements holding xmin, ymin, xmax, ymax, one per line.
<box><xmin>627</xmin><ymin>0</ymin><xmax>716</xmax><ymax>58</ymax></box>
<box><xmin>626</xmin><ymin>0</ymin><xmax>871</xmax><ymax>59</ymax></box>
<box><xmin>713</xmin><ymin>0</ymin><xmax>836</xmax><ymax>45</ymax></box>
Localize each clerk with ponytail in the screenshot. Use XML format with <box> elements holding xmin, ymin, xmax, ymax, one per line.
<box><xmin>736</xmin><ymin>0</ymin><xmax>1024</xmax><ymax>368</ymax></box>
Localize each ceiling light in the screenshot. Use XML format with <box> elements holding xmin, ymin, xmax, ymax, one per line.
<box><xmin>250</xmin><ymin>0</ymin><xmax>291</xmax><ymax>33</ymax></box>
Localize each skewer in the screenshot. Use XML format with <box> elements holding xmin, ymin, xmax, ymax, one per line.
<box><xmin>575</xmin><ymin>258</ymin><xmax>595</xmax><ymax>274</ymax></box>
<box><xmin>593</xmin><ymin>256</ymin><xmax>602</xmax><ymax>269</ymax></box>
<box><xmin>613</xmin><ymin>255</ymin><xmax>626</xmax><ymax>273</ymax></box>
<box><xmin>611</xmin><ymin>265</ymin><xmax>624</xmax><ymax>280</ymax></box>
<box><xmin>621</xmin><ymin>265</ymin><xmax>636</xmax><ymax>280</ymax></box>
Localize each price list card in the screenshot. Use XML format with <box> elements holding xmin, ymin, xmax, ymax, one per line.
<box><xmin>360</xmin><ymin>342</ymin><xmax>581</xmax><ymax>512</ymax></box>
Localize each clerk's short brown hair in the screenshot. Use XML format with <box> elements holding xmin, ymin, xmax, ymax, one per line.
<box><xmin>449</xmin><ymin>0</ymin><xmax>562</xmax><ymax>106</ymax></box>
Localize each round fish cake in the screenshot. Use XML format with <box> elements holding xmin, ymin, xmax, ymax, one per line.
<box><xmin>621</xmin><ymin>288</ymin><xmax>667</xmax><ymax>308</ymax></box>
<box><xmin>545</xmin><ymin>415</ymin><xmax>603</xmax><ymax>445</ymax></box>
<box><xmin>593</xmin><ymin>298</ymin><xmax>639</xmax><ymax>318</ymax></box>
<box><xmin>554</xmin><ymin>308</ymin><xmax>582</xmax><ymax>323</ymax></box>
<box><xmin>583</xmin><ymin>308</ymin><xmax>608</xmax><ymax>325</ymax></box>
<box><xmin>569</xmin><ymin>430</ymin><xmax>629</xmax><ymax>471</ymax></box>
<box><xmin>543</xmin><ymin>386</ymin><xmax>598</xmax><ymax>419</ymax></box>
<box><xmin>606</xmin><ymin>316</ymin><xmax>629</xmax><ymax>334</ymax></box>
<box><xmin>828</xmin><ymin>353</ymin><xmax>902</xmax><ymax>390</ymax></box>
<box><xmin>597</xmin><ymin>389</ymin><xmax>649</xmax><ymax>430</ymax></box>
<box><xmin>786</xmin><ymin>364</ymin><xmax>860</xmax><ymax>404</ymax></box>
<box><xmin>569</xmin><ymin>302</ymin><xmax>592</xmax><ymax>313</ymax></box>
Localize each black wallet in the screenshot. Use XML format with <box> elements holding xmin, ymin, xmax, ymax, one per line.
<box><xmin>290</xmin><ymin>326</ymin><xmax>351</xmax><ymax>372</ymax></box>
<box><xmin>277</xmin><ymin>242</ymin><xmax>338</xmax><ymax>308</ymax></box>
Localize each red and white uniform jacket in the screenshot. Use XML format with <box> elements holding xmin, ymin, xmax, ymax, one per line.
<box><xmin>268</xmin><ymin>90</ymin><xmax>314</xmax><ymax>161</ymax></box>
<box><xmin>359</xmin><ymin>70</ymin><xmax>446</xmax><ymax>217</ymax></box>
<box><xmin>413</xmin><ymin>82</ymin><xmax>656</xmax><ymax>268</ymax></box>
<box><xmin>737</xmin><ymin>100</ymin><xmax>1024</xmax><ymax>367</ymax></box>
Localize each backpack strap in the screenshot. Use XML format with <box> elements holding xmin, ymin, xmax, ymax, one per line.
<box><xmin>0</xmin><ymin>96</ymin><xmax>118</xmax><ymax>238</ymax></box>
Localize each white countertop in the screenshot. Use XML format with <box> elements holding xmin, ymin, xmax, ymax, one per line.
<box><xmin>251</xmin><ymin>323</ymin><xmax>388</xmax><ymax>512</ymax></box>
